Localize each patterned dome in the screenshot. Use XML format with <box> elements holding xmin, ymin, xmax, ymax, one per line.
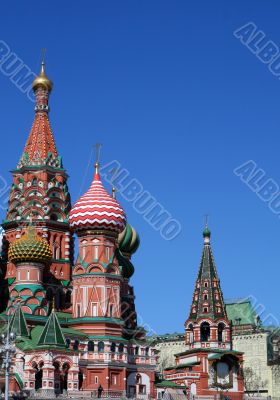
<box><xmin>69</xmin><ymin>164</ymin><xmax>126</xmax><ymax>233</ymax></box>
<box><xmin>118</xmin><ymin>223</ymin><xmax>140</xmax><ymax>256</ymax></box>
<box><xmin>8</xmin><ymin>224</ymin><xmax>52</xmax><ymax>264</ymax></box>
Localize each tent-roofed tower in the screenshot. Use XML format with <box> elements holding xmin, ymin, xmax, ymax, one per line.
<box><xmin>2</xmin><ymin>61</ymin><xmax>73</xmax><ymax>312</ymax></box>
<box><xmin>163</xmin><ymin>227</ymin><xmax>244</xmax><ymax>398</ymax></box>
<box><xmin>185</xmin><ymin>226</ymin><xmax>231</xmax><ymax>349</ymax></box>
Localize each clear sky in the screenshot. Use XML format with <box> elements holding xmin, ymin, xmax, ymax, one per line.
<box><xmin>0</xmin><ymin>0</ymin><xmax>280</xmax><ymax>334</ymax></box>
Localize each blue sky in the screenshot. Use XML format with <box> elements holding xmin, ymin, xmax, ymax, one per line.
<box><xmin>0</xmin><ymin>0</ymin><xmax>280</xmax><ymax>334</ymax></box>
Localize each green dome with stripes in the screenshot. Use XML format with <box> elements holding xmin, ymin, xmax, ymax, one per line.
<box><xmin>118</xmin><ymin>223</ymin><xmax>140</xmax><ymax>256</ymax></box>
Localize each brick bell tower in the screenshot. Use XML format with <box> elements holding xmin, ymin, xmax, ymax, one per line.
<box><xmin>164</xmin><ymin>226</ymin><xmax>244</xmax><ymax>398</ymax></box>
<box><xmin>2</xmin><ymin>61</ymin><xmax>73</xmax><ymax>311</ymax></box>
<box><xmin>185</xmin><ymin>226</ymin><xmax>231</xmax><ymax>350</ymax></box>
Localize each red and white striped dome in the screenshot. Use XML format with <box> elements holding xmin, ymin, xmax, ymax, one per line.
<box><xmin>69</xmin><ymin>166</ymin><xmax>126</xmax><ymax>233</ymax></box>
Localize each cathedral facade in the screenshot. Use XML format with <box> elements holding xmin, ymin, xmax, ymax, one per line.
<box><xmin>0</xmin><ymin>63</ymin><xmax>157</xmax><ymax>398</ymax></box>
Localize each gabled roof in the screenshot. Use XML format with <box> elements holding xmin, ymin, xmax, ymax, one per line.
<box><xmin>37</xmin><ymin>311</ymin><xmax>66</xmax><ymax>348</ymax></box>
<box><xmin>9</xmin><ymin>307</ymin><xmax>29</xmax><ymax>338</ymax></box>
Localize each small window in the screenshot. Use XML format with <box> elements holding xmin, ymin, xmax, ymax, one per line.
<box><xmin>73</xmin><ymin>340</ymin><xmax>79</xmax><ymax>351</ymax></box>
<box><xmin>204</xmin><ymin>282</ymin><xmax>208</xmax><ymax>288</ymax></box>
<box><xmin>77</xmin><ymin>305</ymin><xmax>81</xmax><ymax>318</ymax></box>
<box><xmin>111</xmin><ymin>342</ymin><xmax>116</xmax><ymax>353</ymax></box>
<box><xmin>88</xmin><ymin>341</ymin><xmax>94</xmax><ymax>352</ymax></box>
<box><xmin>92</xmin><ymin>304</ymin><xmax>97</xmax><ymax>317</ymax></box>
<box><xmin>119</xmin><ymin>343</ymin><xmax>124</xmax><ymax>353</ymax></box>
<box><xmin>98</xmin><ymin>341</ymin><xmax>104</xmax><ymax>352</ymax></box>
<box><xmin>109</xmin><ymin>305</ymin><xmax>113</xmax><ymax>317</ymax></box>
<box><xmin>65</xmin><ymin>338</ymin><xmax>71</xmax><ymax>348</ymax></box>
<box><xmin>95</xmin><ymin>376</ymin><xmax>98</xmax><ymax>384</ymax></box>
<box><xmin>204</xmin><ymin>307</ymin><xmax>208</xmax><ymax>313</ymax></box>
<box><xmin>204</xmin><ymin>294</ymin><xmax>208</xmax><ymax>300</ymax></box>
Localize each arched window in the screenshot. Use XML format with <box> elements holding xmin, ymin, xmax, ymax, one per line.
<box><xmin>200</xmin><ymin>322</ymin><xmax>210</xmax><ymax>342</ymax></box>
<box><xmin>218</xmin><ymin>323</ymin><xmax>226</xmax><ymax>342</ymax></box>
<box><xmin>119</xmin><ymin>343</ymin><xmax>124</xmax><ymax>353</ymax></box>
<box><xmin>145</xmin><ymin>347</ymin><xmax>149</xmax><ymax>356</ymax></box>
<box><xmin>73</xmin><ymin>340</ymin><xmax>79</xmax><ymax>350</ymax></box>
<box><xmin>50</xmin><ymin>213</ymin><xmax>58</xmax><ymax>221</ymax></box>
<box><xmin>111</xmin><ymin>342</ymin><xmax>116</xmax><ymax>353</ymax></box>
<box><xmin>189</xmin><ymin>324</ymin><xmax>194</xmax><ymax>343</ymax></box>
<box><xmin>204</xmin><ymin>281</ymin><xmax>208</xmax><ymax>288</ymax></box>
<box><xmin>65</xmin><ymin>290</ymin><xmax>71</xmax><ymax>304</ymax></box>
<box><xmin>65</xmin><ymin>338</ymin><xmax>71</xmax><ymax>348</ymax></box>
<box><xmin>98</xmin><ymin>341</ymin><xmax>104</xmax><ymax>352</ymax></box>
<box><xmin>109</xmin><ymin>304</ymin><xmax>114</xmax><ymax>317</ymax></box>
<box><xmin>32</xmin><ymin>178</ymin><xmax>38</xmax><ymax>186</ymax></box>
<box><xmin>88</xmin><ymin>341</ymin><xmax>94</xmax><ymax>352</ymax></box>
<box><xmin>135</xmin><ymin>346</ymin><xmax>139</xmax><ymax>355</ymax></box>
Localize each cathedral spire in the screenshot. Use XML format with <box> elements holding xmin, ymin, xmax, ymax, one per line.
<box><xmin>17</xmin><ymin>60</ymin><xmax>61</xmax><ymax>169</ymax></box>
<box><xmin>190</xmin><ymin>226</ymin><xmax>226</xmax><ymax>320</ymax></box>
<box><xmin>185</xmin><ymin>227</ymin><xmax>231</xmax><ymax>350</ymax></box>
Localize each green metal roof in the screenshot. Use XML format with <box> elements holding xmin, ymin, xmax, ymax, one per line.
<box><xmin>37</xmin><ymin>311</ymin><xmax>66</xmax><ymax>348</ymax></box>
<box><xmin>225</xmin><ymin>299</ymin><xmax>259</xmax><ymax>326</ymax></box>
<box><xmin>10</xmin><ymin>307</ymin><xmax>29</xmax><ymax>338</ymax></box>
<box><xmin>156</xmin><ymin>380</ymin><xmax>186</xmax><ymax>389</ymax></box>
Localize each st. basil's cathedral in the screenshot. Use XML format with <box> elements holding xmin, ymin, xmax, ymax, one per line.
<box><xmin>0</xmin><ymin>62</ymin><xmax>244</xmax><ymax>399</ymax></box>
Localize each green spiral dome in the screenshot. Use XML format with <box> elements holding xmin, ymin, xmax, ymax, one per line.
<box><xmin>118</xmin><ymin>223</ymin><xmax>140</xmax><ymax>256</ymax></box>
<box><xmin>8</xmin><ymin>225</ymin><xmax>52</xmax><ymax>264</ymax></box>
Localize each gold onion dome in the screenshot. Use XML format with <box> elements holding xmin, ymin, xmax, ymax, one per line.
<box><xmin>8</xmin><ymin>224</ymin><xmax>52</xmax><ymax>264</ymax></box>
<box><xmin>32</xmin><ymin>62</ymin><xmax>53</xmax><ymax>92</ymax></box>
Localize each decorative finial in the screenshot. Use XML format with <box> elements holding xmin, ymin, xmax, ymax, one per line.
<box><xmin>204</xmin><ymin>214</ymin><xmax>209</xmax><ymax>228</ymax></box>
<box><xmin>42</xmin><ymin>48</ymin><xmax>46</xmax><ymax>65</ymax></box>
<box><xmin>111</xmin><ymin>167</ymin><xmax>118</xmax><ymax>199</ymax></box>
<box><xmin>203</xmin><ymin>215</ymin><xmax>211</xmax><ymax>244</ymax></box>
<box><xmin>32</xmin><ymin>52</ymin><xmax>53</xmax><ymax>93</ymax></box>
<box><xmin>52</xmin><ymin>297</ymin><xmax>55</xmax><ymax>313</ymax></box>
<box><xmin>94</xmin><ymin>143</ymin><xmax>102</xmax><ymax>174</ymax></box>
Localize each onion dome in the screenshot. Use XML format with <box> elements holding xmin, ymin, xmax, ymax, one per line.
<box><xmin>203</xmin><ymin>225</ymin><xmax>211</xmax><ymax>245</ymax></box>
<box><xmin>203</xmin><ymin>226</ymin><xmax>211</xmax><ymax>238</ymax></box>
<box><xmin>32</xmin><ymin>62</ymin><xmax>53</xmax><ymax>92</ymax></box>
<box><xmin>69</xmin><ymin>163</ymin><xmax>126</xmax><ymax>233</ymax></box>
<box><xmin>115</xmin><ymin>248</ymin><xmax>135</xmax><ymax>279</ymax></box>
<box><xmin>118</xmin><ymin>223</ymin><xmax>140</xmax><ymax>256</ymax></box>
<box><xmin>8</xmin><ymin>224</ymin><xmax>52</xmax><ymax>264</ymax></box>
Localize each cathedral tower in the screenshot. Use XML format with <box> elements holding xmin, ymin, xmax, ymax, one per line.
<box><xmin>185</xmin><ymin>226</ymin><xmax>231</xmax><ymax>350</ymax></box>
<box><xmin>68</xmin><ymin>161</ymin><xmax>127</xmax><ymax>335</ymax></box>
<box><xmin>164</xmin><ymin>227</ymin><xmax>244</xmax><ymax>398</ymax></box>
<box><xmin>2</xmin><ymin>62</ymin><xmax>73</xmax><ymax>310</ymax></box>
